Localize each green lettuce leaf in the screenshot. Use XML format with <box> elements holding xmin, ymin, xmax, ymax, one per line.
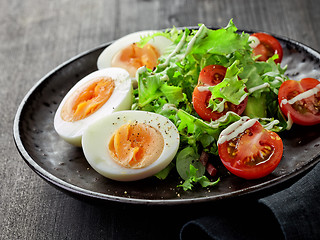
<box><xmin>208</xmin><ymin>61</ymin><xmax>248</xmax><ymax>111</ymax></box>
<box><xmin>190</xmin><ymin>19</ymin><xmax>250</xmax><ymax>55</ymax></box>
<box><xmin>178</xmin><ymin>165</ymin><xmax>220</xmax><ymax>191</ymax></box>
<box><xmin>134</xmin><ymin>20</ymin><xmax>288</xmax><ymax>188</ymax></box>
<box><xmin>176</xmin><ymin>147</ymin><xmax>204</xmax><ymax>180</ymax></box>
<box><xmin>177</xmin><ymin>110</ymin><xmax>241</xmax><ymax>154</ymax></box>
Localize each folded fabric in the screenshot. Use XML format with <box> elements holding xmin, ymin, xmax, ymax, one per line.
<box><xmin>180</xmin><ymin>162</ymin><xmax>320</xmax><ymax>240</ymax></box>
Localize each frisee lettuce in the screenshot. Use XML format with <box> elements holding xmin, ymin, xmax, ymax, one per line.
<box><xmin>208</xmin><ymin>60</ymin><xmax>248</xmax><ymax>111</ymax></box>
<box><xmin>133</xmin><ymin>19</ymin><xmax>287</xmax><ymax>190</ymax></box>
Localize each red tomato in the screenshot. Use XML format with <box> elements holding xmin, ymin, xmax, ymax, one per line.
<box><xmin>198</xmin><ymin>64</ymin><xmax>227</xmax><ymax>85</ymax></box>
<box><xmin>278</xmin><ymin>78</ymin><xmax>320</xmax><ymax>126</ymax></box>
<box><xmin>192</xmin><ymin>65</ymin><xmax>248</xmax><ymax>121</ymax></box>
<box><xmin>251</xmin><ymin>32</ymin><xmax>283</xmax><ymax>64</ymax></box>
<box><xmin>218</xmin><ymin>120</ymin><xmax>283</xmax><ymax>179</ymax></box>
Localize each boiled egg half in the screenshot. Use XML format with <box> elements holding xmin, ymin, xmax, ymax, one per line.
<box><xmin>82</xmin><ymin>111</ymin><xmax>180</xmax><ymax>181</ymax></box>
<box><xmin>97</xmin><ymin>30</ymin><xmax>172</xmax><ymax>85</ymax></box>
<box><xmin>54</xmin><ymin>67</ymin><xmax>132</xmax><ymax>146</ymax></box>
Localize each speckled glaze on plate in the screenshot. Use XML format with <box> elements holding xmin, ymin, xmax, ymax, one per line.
<box><xmin>13</xmin><ymin>29</ymin><xmax>320</xmax><ymax>205</ymax></box>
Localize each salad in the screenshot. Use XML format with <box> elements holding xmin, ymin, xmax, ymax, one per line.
<box><xmin>129</xmin><ymin>19</ymin><xmax>320</xmax><ymax>190</ymax></box>
<box><xmin>54</xmin><ymin>19</ymin><xmax>320</xmax><ymax>191</ymax></box>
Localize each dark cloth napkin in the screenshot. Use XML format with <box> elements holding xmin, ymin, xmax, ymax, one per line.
<box><xmin>180</xmin><ymin>162</ymin><xmax>320</xmax><ymax>240</ymax></box>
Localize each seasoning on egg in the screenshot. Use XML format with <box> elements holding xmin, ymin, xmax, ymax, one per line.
<box><xmin>108</xmin><ymin>122</ymin><xmax>164</xmax><ymax>169</ymax></box>
<box><xmin>81</xmin><ymin>111</ymin><xmax>180</xmax><ymax>181</ymax></box>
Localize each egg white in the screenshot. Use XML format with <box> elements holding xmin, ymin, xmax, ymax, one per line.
<box><xmin>54</xmin><ymin>67</ymin><xmax>132</xmax><ymax>147</ymax></box>
<box><xmin>97</xmin><ymin>30</ymin><xmax>172</xmax><ymax>85</ymax></box>
<box><xmin>81</xmin><ymin>111</ymin><xmax>180</xmax><ymax>181</ymax></box>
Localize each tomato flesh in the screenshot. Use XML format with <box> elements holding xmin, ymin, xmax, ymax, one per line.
<box><xmin>198</xmin><ymin>64</ymin><xmax>226</xmax><ymax>86</ymax></box>
<box><xmin>278</xmin><ymin>78</ymin><xmax>320</xmax><ymax>126</ymax></box>
<box><xmin>251</xmin><ymin>32</ymin><xmax>283</xmax><ymax>64</ymax></box>
<box><xmin>218</xmin><ymin>120</ymin><xmax>283</xmax><ymax>179</ymax></box>
<box><xmin>192</xmin><ymin>65</ymin><xmax>248</xmax><ymax>121</ymax></box>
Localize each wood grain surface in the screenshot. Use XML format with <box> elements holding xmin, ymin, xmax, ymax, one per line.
<box><xmin>1</xmin><ymin>0</ymin><xmax>319</xmax><ymax>239</ymax></box>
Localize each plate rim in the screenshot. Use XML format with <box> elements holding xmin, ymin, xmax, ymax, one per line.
<box><xmin>13</xmin><ymin>27</ymin><xmax>320</xmax><ymax>205</ymax></box>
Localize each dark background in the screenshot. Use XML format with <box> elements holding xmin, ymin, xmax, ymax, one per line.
<box><xmin>1</xmin><ymin>0</ymin><xmax>319</xmax><ymax>239</ymax></box>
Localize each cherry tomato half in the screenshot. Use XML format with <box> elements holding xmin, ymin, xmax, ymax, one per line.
<box><xmin>218</xmin><ymin>119</ymin><xmax>283</xmax><ymax>179</ymax></box>
<box><xmin>192</xmin><ymin>65</ymin><xmax>248</xmax><ymax>121</ymax></box>
<box><xmin>278</xmin><ymin>78</ymin><xmax>320</xmax><ymax>126</ymax></box>
<box><xmin>251</xmin><ymin>32</ymin><xmax>283</xmax><ymax>64</ymax></box>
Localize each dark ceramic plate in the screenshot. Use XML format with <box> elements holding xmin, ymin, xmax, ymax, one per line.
<box><xmin>13</xmin><ymin>29</ymin><xmax>320</xmax><ymax>205</ymax></box>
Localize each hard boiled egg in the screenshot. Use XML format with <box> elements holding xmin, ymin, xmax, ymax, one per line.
<box><xmin>54</xmin><ymin>67</ymin><xmax>132</xmax><ymax>146</ymax></box>
<box><xmin>97</xmin><ymin>30</ymin><xmax>172</xmax><ymax>86</ymax></box>
<box><xmin>82</xmin><ymin>111</ymin><xmax>180</xmax><ymax>181</ymax></box>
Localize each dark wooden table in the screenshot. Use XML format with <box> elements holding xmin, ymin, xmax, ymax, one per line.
<box><xmin>1</xmin><ymin>0</ymin><xmax>319</xmax><ymax>239</ymax></box>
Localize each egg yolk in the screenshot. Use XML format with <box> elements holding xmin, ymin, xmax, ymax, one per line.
<box><xmin>108</xmin><ymin>122</ymin><xmax>164</xmax><ymax>169</ymax></box>
<box><xmin>111</xmin><ymin>43</ymin><xmax>160</xmax><ymax>77</ymax></box>
<box><xmin>61</xmin><ymin>77</ymin><xmax>115</xmax><ymax>122</ymax></box>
